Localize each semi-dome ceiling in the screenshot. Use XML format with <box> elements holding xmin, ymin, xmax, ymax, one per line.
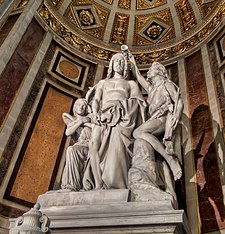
<box><xmin>38</xmin><ymin>0</ymin><xmax>225</xmax><ymax>64</ymax></box>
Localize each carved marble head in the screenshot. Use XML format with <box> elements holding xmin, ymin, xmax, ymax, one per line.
<box><xmin>73</xmin><ymin>98</ymin><xmax>89</xmax><ymax>116</ymax></box>
<box><xmin>106</xmin><ymin>53</ymin><xmax>128</xmax><ymax>80</ymax></box>
<box><xmin>147</xmin><ymin>62</ymin><xmax>168</xmax><ymax>81</ymax></box>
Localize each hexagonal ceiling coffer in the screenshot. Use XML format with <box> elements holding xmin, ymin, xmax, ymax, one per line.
<box><xmin>139</xmin><ymin>18</ymin><xmax>170</xmax><ymax>43</ymax></box>
<box><xmin>73</xmin><ymin>5</ymin><xmax>101</xmax><ymax>29</ymax></box>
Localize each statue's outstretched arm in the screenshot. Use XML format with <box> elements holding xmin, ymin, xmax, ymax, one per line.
<box><xmin>128</xmin><ymin>53</ymin><xmax>149</xmax><ymax>92</ymax></box>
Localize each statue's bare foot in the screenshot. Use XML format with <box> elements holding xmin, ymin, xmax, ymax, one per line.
<box><xmin>169</xmin><ymin>157</ymin><xmax>182</xmax><ymax>180</ymax></box>
<box><xmin>165</xmin><ymin>141</ymin><xmax>175</xmax><ymax>155</ymax></box>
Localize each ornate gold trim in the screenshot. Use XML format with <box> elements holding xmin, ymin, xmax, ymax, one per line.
<box><xmin>118</xmin><ymin>0</ymin><xmax>131</xmax><ymax>10</ymax></box>
<box><xmin>136</xmin><ymin>0</ymin><xmax>167</xmax><ymax>10</ymax></box>
<box><xmin>175</xmin><ymin>0</ymin><xmax>197</xmax><ymax>33</ymax></box>
<box><xmin>110</xmin><ymin>13</ymin><xmax>130</xmax><ymax>45</ymax></box>
<box><xmin>50</xmin><ymin>0</ymin><xmax>64</xmax><ymax>9</ymax></box>
<box><xmin>102</xmin><ymin>0</ymin><xmax>113</xmax><ymax>4</ymax></box>
<box><xmin>195</xmin><ymin>0</ymin><xmax>218</xmax><ymax>18</ymax></box>
<box><xmin>133</xmin><ymin>9</ymin><xmax>175</xmax><ymax>45</ymax></box>
<box><xmin>39</xmin><ymin>0</ymin><xmax>225</xmax><ymax>63</ymax></box>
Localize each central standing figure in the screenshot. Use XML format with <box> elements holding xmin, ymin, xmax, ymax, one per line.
<box><xmin>83</xmin><ymin>52</ymin><xmax>146</xmax><ymax>190</ymax></box>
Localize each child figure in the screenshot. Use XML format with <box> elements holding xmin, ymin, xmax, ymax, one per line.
<box><xmin>60</xmin><ymin>98</ymin><xmax>92</xmax><ymax>191</ymax></box>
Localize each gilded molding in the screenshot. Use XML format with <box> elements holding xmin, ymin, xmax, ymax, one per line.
<box><xmin>14</xmin><ymin>0</ymin><xmax>29</xmax><ymax>9</ymax></box>
<box><xmin>102</xmin><ymin>0</ymin><xmax>113</xmax><ymax>4</ymax></box>
<box><xmin>39</xmin><ymin>1</ymin><xmax>225</xmax><ymax>64</ymax></box>
<box><xmin>70</xmin><ymin>0</ymin><xmax>92</xmax><ymax>4</ymax></box>
<box><xmin>51</xmin><ymin>0</ymin><xmax>64</xmax><ymax>9</ymax></box>
<box><xmin>136</xmin><ymin>0</ymin><xmax>167</xmax><ymax>10</ymax></box>
<box><xmin>118</xmin><ymin>0</ymin><xmax>131</xmax><ymax>10</ymax></box>
<box><xmin>175</xmin><ymin>0</ymin><xmax>197</xmax><ymax>33</ymax></box>
<box><xmin>64</xmin><ymin>7</ymin><xmax>80</xmax><ymax>28</ymax></box>
<box><xmin>110</xmin><ymin>13</ymin><xmax>130</xmax><ymax>45</ymax></box>
<box><xmin>195</xmin><ymin>0</ymin><xmax>218</xmax><ymax>18</ymax></box>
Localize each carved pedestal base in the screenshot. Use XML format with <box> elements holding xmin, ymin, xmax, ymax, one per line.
<box><xmin>33</xmin><ymin>190</ymin><xmax>190</xmax><ymax>234</ymax></box>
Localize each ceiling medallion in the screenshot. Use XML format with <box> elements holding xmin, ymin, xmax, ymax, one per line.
<box><xmin>146</xmin><ymin>24</ymin><xmax>163</xmax><ymax>38</ymax></box>
<box><xmin>134</xmin><ymin>9</ymin><xmax>175</xmax><ymax>45</ymax></box>
<box><xmin>139</xmin><ymin>18</ymin><xmax>170</xmax><ymax>43</ymax></box>
<box><xmin>78</xmin><ymin>10</ymin><xmax>95</xmax><ymax>26</ymax></box>
<box><xmin>74</xmin><ymin>5</ymin><xmax>101</xmax><ymax>29</ymax></box>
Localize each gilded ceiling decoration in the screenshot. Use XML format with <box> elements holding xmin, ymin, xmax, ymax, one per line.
<box><xmin>134</xmin><ymin>9</ymin><xmax>175</xmax><ymax>45</ymax></box>
<box><xmin>195</xmin><ymin>0</ymin><xmax>218</xmax><ymax>18</ymax></box>
<box><xmin>51</xmin><ymin>0</ymin><xmax>63</xmax><ymax>9</ymax></box>
<box><xmin>118</xmin><ymin>0</ymin><xmax>131</xmax><ymax>10</ymax></box>
<box><xmin>110</xmin><ymin>13</ymin><xmax>130</xmax><ymax>44</ymax></box>
<box><xmin>102</xmin><ymin>0</ymin><xmax>114</xmax><ymax>4</ymax></box>
<box><xmin>43</xmin><ymin>0</ymin><xmax>225</xmax><ymax>64</ymax></box>
<box><xmin>175</xmin><ymin>0</ymin><xmax>197</xmax><ymax>33</ymax></box>
<box><xmin>14</xmin><ymin>0</ymin><xmax>29</xmax><ymax>9</ymax></box>
<box><xmin>64</xmin><ymin>1</ymin><xmax>109</xmax><ymax>40</ymax></box>
<box><xmin>136</xmin><ymin>0</ymin><xmax>167</xmax><ymax>10</ymax></box>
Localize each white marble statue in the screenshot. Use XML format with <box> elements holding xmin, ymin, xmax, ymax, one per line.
<box><xmin>82</xmin><ymin>52</ymin><xmax>146</xmax><ymax>190</ymax></box>
<box><xmin>59</xmin><ymin>46</ymin><xmax>183</xmax><ymax>200</ymax></box>
<box><xmin>128</xmin><ymin>52</ymin><xmax>184</xmax><ymax>181</ymax></box>
<box><xmin>60</xmin><ymin>98</ymin><xmax>92</xmax><ymax>191</ymax></box>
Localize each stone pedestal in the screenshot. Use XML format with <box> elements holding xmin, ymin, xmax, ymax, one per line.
<box><xmin>34</xmin><ymin>190</ymin><xmax>191</xmax><ymax>234</ymax></box>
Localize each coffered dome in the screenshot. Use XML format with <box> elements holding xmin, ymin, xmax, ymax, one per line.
<box><xmin>39</xmin><ymin>0</ymin><xmax>224</xmax><ymax>64</ymax></box>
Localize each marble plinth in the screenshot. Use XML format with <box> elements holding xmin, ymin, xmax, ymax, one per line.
<box><xmin>34</xmin><ymin>190</ymin><xmax>191</xmax><ymax>234</ymax></box>
<box><xmin>39</xmin><ymin>202</ymin><xmax>190</xmax><ymax>233</ymax></box>
<box><xmin>37</xmin><ymin>189</ymin><xmax>130</xmax><ymax>207</ymax></box>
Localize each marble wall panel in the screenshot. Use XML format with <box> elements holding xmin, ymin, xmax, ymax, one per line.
<box><xmin>216</xmin><ymin>32</ymin><xmax>225</xmax><ymax>63</ymax></box>
<box><xmin>185</xmin><ymin>51</ymin><xmax>225</xmax><ymax>233</ymax></box>
<box><xmin>48</xmin><ymin>49</ymin><xmax>90</xmax><ymax>91</ymax></box>
<box><xmin>0</xmin><ymin>14</ymin><xmax>20</xmax><ymax>47</ymax></box>
<box><xmin>0</xmin><ymin>43</ymin><xmax>57</xmax><ymax>189</ymax></box>
<box><xmin>166</xmin><ymin>63</ymin><xmax>179</xmax><ymax>85</ymax></box>
<box><xmin>9</xmin><ymin>85</ymin><xmax>73</xmax><ymax>204</ymax></box>
<box><xmin>0</xmin><ymin>19</ymin><xmax>45</xmax><ymax>128</ymax></box>
<box><xmin>208</xmin><ymin>40</ymin><xmax>225</xmax><ymax>136</ymax></box>
<box><xmin>0</xmin><ymin>40</ymin><xmax>96</xmax><ymax>203</ymax></box>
